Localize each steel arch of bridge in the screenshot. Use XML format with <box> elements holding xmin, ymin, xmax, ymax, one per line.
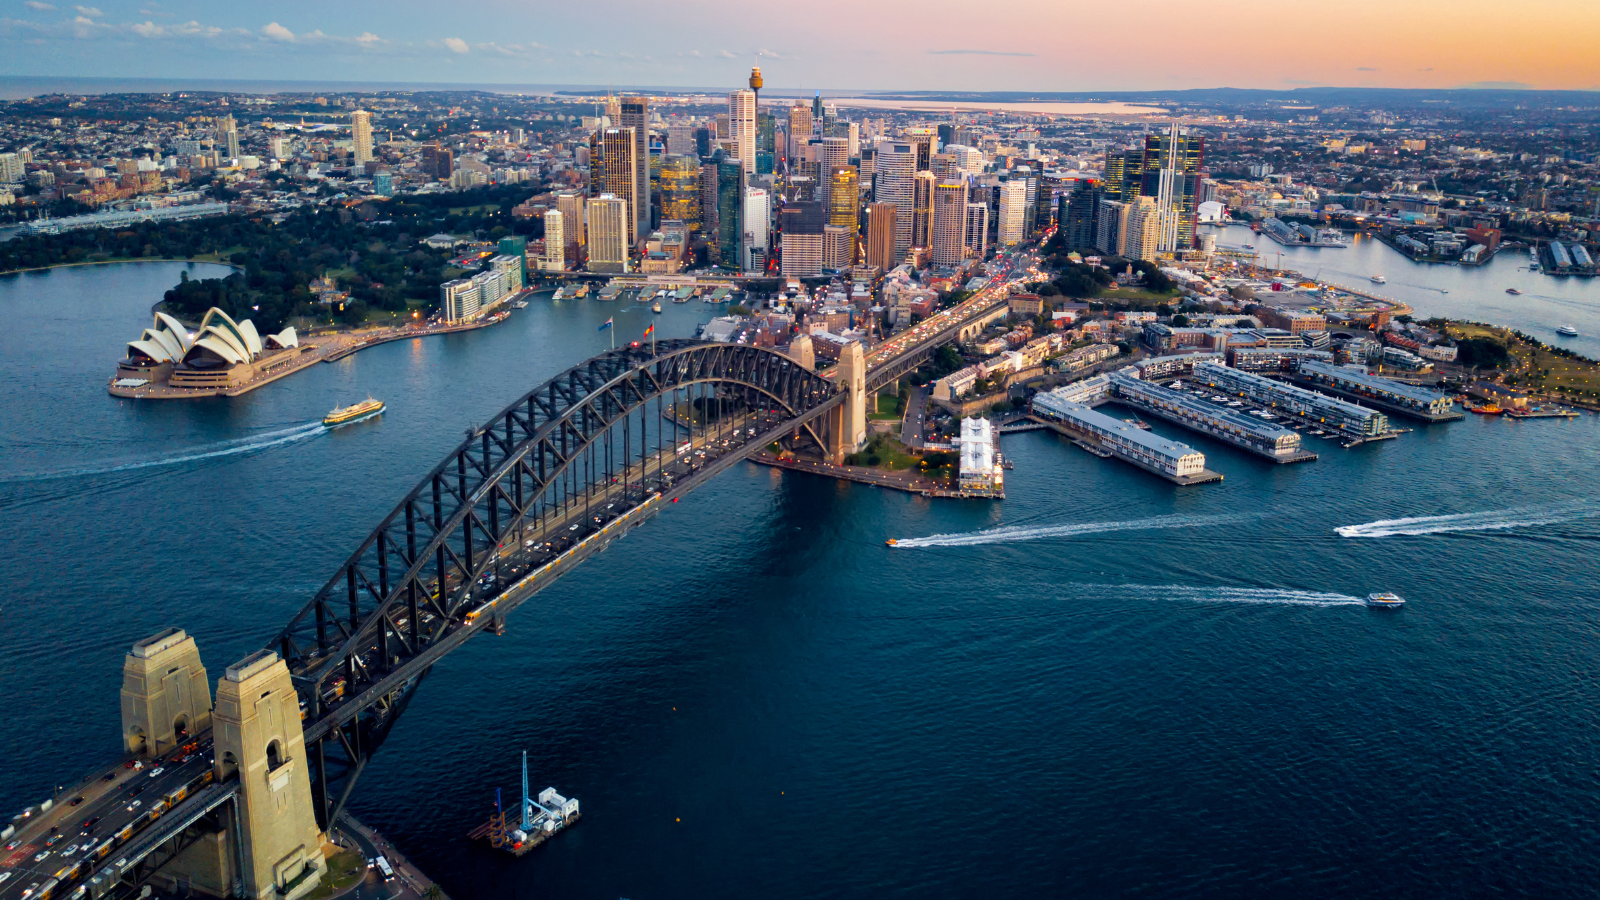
<box><xmin>269</xmin><ymin>339</ymin><xmax>842</xmax><ymax>828</ymax></box>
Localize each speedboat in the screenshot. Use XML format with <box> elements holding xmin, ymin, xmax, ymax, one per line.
<box><xmin>1558</xmin><ymin>325</ymin><xmax>1579</xmax><ymax>337</ymax></box>
<box><xmin>1506</xmin><ymin>288</ymin><xmax>1523</xmax><ymax>295</ymax></box>
<box><xmin>1366</xmin><ymin>592</ymin><xmax>1405</xmax><ymax>608</ymax></box>
<box><xmin>885</xmin><ymin>539</ymin><xmax>898</xmax><ymax>547</ymax></box>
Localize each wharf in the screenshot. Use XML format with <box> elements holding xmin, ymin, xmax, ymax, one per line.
<box><xmin>1107</xmin><ymin>399</ymin><xmax>1318</xmax><ymax>465</ymax></box>
<box><xmin>1033</xmin><ymin>418</ymin><xmax>1224</xmax><ymax>486</ymax></box>
<box><xmin>1284</xmin><ymin>376</ymin><xmax>1465</xmax><ymax>423</ymax></box>
<box><xmin>748</xmin><ymin>452</ymin><xmax>1002</xmax><ymax>499</ymax></box>
<box><xmin>1505</xmin><ymin>407</ymin><xmax>1582</xmax><ymax>419</ymax></box>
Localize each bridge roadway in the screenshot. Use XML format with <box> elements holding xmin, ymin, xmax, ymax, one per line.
<box><xmin>0</xmin><ymin>248</ymin><xmax>1039</xmax><ymax>900</ymax></box>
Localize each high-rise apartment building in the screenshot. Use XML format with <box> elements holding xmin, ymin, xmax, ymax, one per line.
<box><xmin>911</xmin><ymin>172</ymin><xmax>935</xmax><ymax>249</ymax></box>
<box><xmin>744</xmin><ymin>188</ymin><xmax>770</xmax><ymax>273</ymax></box>
<box><xmin>600</xmin><ymin>127</ymin><xmax>640</xmax><ymax>246</ymax></box>
<box><xmin>618</xmin><ymin>98</ymin><xmax>652</xmax><ymax>239</ymax></box>
<box><xmin>964</xmin><ymin>203</ymin><xmax>989</xmax><ymax>257</ymax></box>
<box><xmin>873</xmin><ymin>142</ymin><xmax>916</xmax><ymax>264</ymax></box>
<box><xmin>1122</xmin><ymin>196</ymin><xmax>1161</xmax><ymax>261</ymax></box>
<box><xmin>716</xmin><ymin>157</ymin><xmax>744</xmax><ymax>269</ymax></box>
<box><xmin>587</xmin><ymin>194</ymin><xmax>630</xmax><ymax>274</ymax></box>
<box><xmin>997</xmin><ymin>180</ymin><xmax>1028</xmax><ymax>246</ymax></box>
<box><xmin>351</xmin><ymin>110</ymin><xmax>373</xmax><ymax>165</ymax></box>
<box><xmin>0</xmin><ymin>152</ymin><xmax>23</xmax><ymax>183</ymax></box>
<box><xmin>1096</xmin><ymin>199</ymin><xmax>1128</xmax><ymax>255</ymax></box>
<box><xmin>864</xmin><ymin>202</ymin><xmax>897</xmax><ymax>270</ymax></box>
<box><xmin>700</xmin><ymin>161</ymin><xmax>720</xmax><ymax>239</ymax></box>
<box><xmin>557</xmin><ymin>192</ymin><xmax>586</xmax><ymax>256</ymax></box>
<box><xmin>421</xmin><ymin>143</ymin><xmax>452</xmax><ymax>180</ymax></box>
<box><xmin>219</xmin><ymin>115</ymin><xmax>239</xmax><ymax>160</ymax></box>
<box><xmin>728</xmin><ymin>89</ymin><xmax>757</xmax><ymax>178</ymax></box>
<box><xmin>542</xmin><ymin>210</ymin><xmax>565</xmax><ymax>271</ymax></box>
<box><xmin>824</xmin><ymin>225</ymin><xmax>854</xmax><ymax>271</ymax></box>
<box><xmin>931</xmin><ymin>179</ymin><xmax>969</xmax><ymax>267</ymax></box>
<box><xmin>440</xmin><ymin>279</ymin><xmax>481</xmax><ymax>323</ymax></box>
<box><xmin>659</xmin><ymin>155</ymin><xmax>701</xmax><ymax>233</ymax></box>
<box><xmin>787</xmin><ymin>102</ymin><xmax>813</xmax><ymax>161</ymax></box>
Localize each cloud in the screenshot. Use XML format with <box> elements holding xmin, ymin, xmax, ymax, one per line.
<box><xmin>443</xmin><ymin>36</ymin><xmax>468</xmax><ymax>53</ymax></box>
<box><xmin>24</xmin><ymin>0</ymin><xmax>54</xmax><ymax>9</ymax></box>
<box><xmin>756</xmin><ymin>48</ymin><xmax>783</xmax><ymax>59</ymax></box>
<box><xmin>717</xmin><ymin>48</ymin><xmax>736</xmax><ymax>58</ymax></box>
<box><xmin>1355</xmin><ymin>66</ymin><xmax>1378</xmax><ymax>72</ymax></box>
<box><xmin>928</xmin><ymin>48</ymin><xmax>1034</xmax><ymax>57</ymax></box>
<box><xmin>73</xmin><ymin>4</ymin><xmax>101</xmax><ymax>15</ymax></box>
<box><xmin>261</xmin><ymin>21</ymin><xmax>294</xmax><ymax>41</ymax></box>
<box><xmin>354</xmin><ymin>31</ymin><xmax>380</xmax><ymax>44</ymax></box>
<box><xmin>1456</xmin><ymin>80</ymin><xmax>1532</xmax><ymax>90</ymax></box>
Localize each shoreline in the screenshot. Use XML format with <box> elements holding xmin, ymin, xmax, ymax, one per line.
<box><xmin>0</xmin><ymin>256</ymin><xmax>239</xmax><ymax>277</ymax></box>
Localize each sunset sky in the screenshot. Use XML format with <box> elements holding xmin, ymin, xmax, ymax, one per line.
<box><xmin>2</xmin><ymin>0</ymin><xmax>1597</xmax><ymax>92</ymax></box>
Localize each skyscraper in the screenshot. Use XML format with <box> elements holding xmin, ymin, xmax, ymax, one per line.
<box><xmin>421</xmin><ymin>143</ymin><xmax>452</xmax><ymax>180</ymax></box>
<box><xmin>659</xmin><ymin>155</ymin><xmax>701</xmax><ymax>233</ymax></box>
<box><xmin>351</xmin><ymin>110</ymin><xmax>373</xmax><ymax>165</ymax></box>
<box><xmin>557</xmin><ymin>192</ymin><xmax>586</xmax><ymax>260</ymax></box>
<box><xmin>780</xmin><ymin>200</ymin><xmax>825</xmax><ymax>277</ymax></box>
<box><xmin>904</xmin><ymin>129</ymin><xmax>937</xmax><ymax>171</ymax></box>
<box><xmin>219</xmin><ymin>115</ymin><xmax>239</xmax><ymax>160</ymax></box>
<box><xmin>1122</xmin><ymin>196</ymin><xmax>1161</xmax><ymax>261</ymax></box>
<box><xmin>600</xmin><ymin>127</ymin><xmax>640</xmax><ymax>246</ymax></box>
<box><xmin>1104</xmin><ymin>148</ymin><xmax>1145</xmax><ymax>202</ymax></box>
<box><xmin>827</xmin><ymin>166</ymin><xmax>859</xmax><ymax>268</ymax></box>
<box><xmin>1096</xmin><ymin>199</ymin><xmax>1128</xmax><ymax>255</ymax></box>
<box><xmin>912</xmin><ymin>171</ymin><xmax>935</xmax><ymax>249</ymax></box>
<box><xmin>964</xmin><ymin>203</ymin><xmax>989</xmax><ymax>257</ymax></box>
<box><xmin>818</xmin><ymin>136</ymin><xmax>850</xmax><ymax>210</ymax></box>
<box><xmin>700</xmin><ymin>161</ymin><xmax>720</xmax><ymax>239</ymax></box>
<box><xmin>930</xmin><ymin>152</ymin><xmax>960</xmax><ymax>181</ymax></box>
<box><xmin>873</xmin><ymin>142</ymin><xmax>916</xmax><ymax>263</ymax></box>
<box><xmin>618</xmin><ymin>98</ymin><xmax>652</xmax><ymax>239</ymax></box>
<box><xmin>1060</xmin><ymin>180</ymin><xmax>1102</xmax><ymax>251</ymax></box>
<box><xmin>717</xmin><ymin>156</ymin><xmax>743</xmax><ymax>269</ymax></box>
<box><xmin>744</xmin><ymin>188</ymin><xmax>770</xmax><ymax>273</ymax></box>
<box><xmin>728</xmin><ymin>89</ymin><xmax>757</xmax><ymax>178</ymax></box>
<box><xmin>865</xmin><ymin>202</ymin><xmax>897</xmax><ymax>270</ymax></box>
<box><xmin>587</xmin><ymin>194</ymin><xmax>629</xmax><ymax>273</ymax></box>
<box><xmin>997</xmin><ymin>180</ymin><xmax>1028</xmax><ymax>247</ymax></box>
<box><xmin>931</xmin><ymin>179</ymin><xmax>969</xmax><ymax>267</ymax></box>
<box><xmin>542</xmin><ymin>210</ymin><xmax>565</xmax><ymax>271</ymax></box>
<box><xmin>787</xmin><ymin>103</ymin><xmax>812</xmax><ymax>161</ymax></box>
<box><xmin>1141</xmin><ymin>125</ymin><xmax>1205</xmax><ymax>251</ymax></box>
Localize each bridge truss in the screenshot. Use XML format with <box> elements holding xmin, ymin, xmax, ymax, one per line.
<box><xmin>269</xmin><ymin>340</ymin><xmax>844</xmax><ymax>829</ymax></box>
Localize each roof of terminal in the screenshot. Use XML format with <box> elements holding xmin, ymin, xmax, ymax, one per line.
<box><xmin>1299</xmin><ymin>361</ymin><xmax>1447</xmax><ymax>403</ymax></box>
<box><xmin>1034</xmin><ymin>393</ymin><xmax>1202</xmax><ymax>460</ymax></box>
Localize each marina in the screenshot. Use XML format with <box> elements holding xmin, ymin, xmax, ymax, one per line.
<box><xmin>1030</xmin><ymin>391</ymin><xmax>1225</xmax><ymax>486</ymax></box>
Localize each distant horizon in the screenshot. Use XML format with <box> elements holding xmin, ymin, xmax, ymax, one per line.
<box><xmin>2</xmin><ymin>74</ymin><xmax>1598</xmax><ymax>104</ymax></box>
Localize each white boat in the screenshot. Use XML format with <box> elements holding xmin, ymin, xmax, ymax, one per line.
<box><xmin>1366</xmin><ymin>592</ymin><xmax>1405</xmax><ymax>609</ymax></box>
<box><xmin>1558</xmin><ymin>325</ymin><xmax>1579</xmax><ymax>337</ymax></box>
<box><xmin>1370</xmin><ymin>274</ymin><xmax>1387</xmax><ymax>284</ymax></box>
<box><xmin>551</xmin><ymin>287</ymin><xmax>565</xmax><ymax>300</ymax></box>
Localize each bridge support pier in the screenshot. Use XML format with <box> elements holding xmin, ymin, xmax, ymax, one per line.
<box><xmin>120</xmin><ymin>628</ymin><xmax>212</xmax><ymax>758</ymax></box>
<box><xmin>829</xmin><ymin>341</ymin><xmax>868</xmax><ymax>464</ymax></box>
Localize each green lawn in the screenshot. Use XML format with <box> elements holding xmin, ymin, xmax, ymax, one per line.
<box><xmin>1099</xmin><ymin>287</ymin><xmax>1180</xmax><ymax>304</ymax></box>
<box><xmin>867</xmin><ymin>391</ymin><xmax>905</xmax><ymax>421</ymax></box>
<box><xmin>845</xmin><ymin>435</ymin><xmax>919</xmax><ymax>470</ymax></box>
<box><xmin>304</xmin><ymin>847</ymin><xmax>367</xmax><ymax>900</ymax></box>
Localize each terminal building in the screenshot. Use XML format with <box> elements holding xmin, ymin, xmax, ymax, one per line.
<box><xmin>1032</xmin><ymin>390</ymin><xmax>1213</xmax><ymax>483</ymax></box>
<box><xmin>957</xmin><ymin>417</ymin><xmax>1004</xmax><ymax>495</ymax></box>
<box><xmin>1191</xmin><ymin>361</ymin><xmax>1390</xmax><ymax>437</ymax></box>
<box><xmin>1109</xmin><ymin>373</ymin><xmax>1314</xmax><ymax>463</ymax></box>
<box><xmin>1291</xmin><ymin>360</ymin><xmax>1460</xmax><ymax>421</ymax></box>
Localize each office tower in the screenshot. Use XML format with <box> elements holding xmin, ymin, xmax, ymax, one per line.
<box><xmin>1035</xmin><ymin>174</ymin><xmax>1064</xmax><ymax>236</ymax></box>
<box><xmin>619</xmin><ymin>98</ymin><xmax>651</xmax><ymax>239</ymax></box>
<box><xmin>351</xmin><ymin>110</ymin><xmax>373</xmax><ymax>165</ymax></box>
<box><xmin>1012</xmin><ymin>168</ymin><xmax>1038</xmax><ymax>235</ymax></box>
<box><xmin>873</xmin><ymin>141</ymin><xmax>916</xmax><ymax>263</ymax></box>
<box><xmin>727</xmin><ymin>89</ymin><xmax>757</xmax><ymax>178</ymax></box>
<box><xmin>744</xmin><ymin>188</ymin><xmax>770</xmax><ymax>273</ymax></box>
<box><xmin>912</xmin><ymin>172</ymin><xmax>935</xmax><ymax>249</ymax></box>
<box><xmin>374</xmin><ymin>172</ymin><xmax>393</xmax><ymax>196</ymax></box>
<box><xmin>1142</xmin><ymin>124</ymin><xmax>1205</xmax><ymax>251</ymax></box>
<box><xmin>700</xmin><ymin>161</ymin><xmax>720</xmax><ymax>239</ymax></box>
<box><xmin>931</xmin><ymin>153</ymin><xmax>960</xmax><ymax>181</ymax></box>
<box><xmin>787</xmin><ymin>103</ymin><xmax>812</xmax><ymax>160</ymax></box>
<box><xmin>780</xmin><ymin>200</ymin><xmax>825</xmax><ymax>277</ymax></box>
<box><xmin>811</xmin><ymin>93</ymin><xmax>824</xmax><ymax>133</ymax></box>
<box><xmin>817</xmin><ymin>137</ymin><xmax>850</xmax><ymax>209</ymax></box>
<box><xmin>938</xmin><ymin>124</ymin><xmax>955</xmax><ymax>145</ymax></box>
<box><xmin>823</xmin><ymin>226</ymin><xmax>853</xmax><ymax>271</ymax></box>
<box><xmin>858</xmin><ymin>145</ymin><xmax>874</xmax><ymax>188</ymax></box>
<box><xmin>542</xmin><ymin>210</ymin><xmax>565</xmax><ymax>271</ymax></box>
<box><xmin>1061</xmin><ymin>180</ymin><xmax>1102</xmax><ymax>250</ymax></box>
<box><xmin>600</xmin><ymin>127</ymin><xmax>640</xmax><ymax>246</ymax></box>
<box><xmin>219</xmin><ymin>115</ymin><xmax>239</xmax><ymax>160</ymax></box>
<box><xmin>267</xmin><ymin>136</ymin><xmax>289</xmax><ymax>160</ymax></box>
<box><xmin>964</xmin><ymin>203</ymin><xmax>989</xmax><ymax>257</ymax></box>
<box><xmin>716</xmin><ymin>156</ymin><xmax>743</xmax><ymax>269</ymax></box>
<box><xmin>1096</xmin><ymin>199</ymin><xmax>1128</xmax><ymax>255</ymax></box>
<box><xmin>1122</xmin><ymin>196</ymin><xmax>1161</xmax><ymax>261</ymax></box>
<box><xmin>904</xmin><ymin>129</ymin><xmax>937</xmax><ymax>171</ymax></box>
<box><xmin>715</xmin><ymin>113</ymin><xmax>729</xmax><ymax>138</ymax></box>
<box><xmin>997</xmin><ymin>179</ymin><xmax>1028</xmax><ymax>246</ymax></box>
<box><xmin>757</xmin><ymin>113</ymin><xmax>776</xmax><ymax>174</ymax></box>
<box><xmin>659</xmin><ymin>155</ymin><xmax>701</xmax><ymax>234</ymax></box>
<box><xmin>421</xmin><ymin>143</ymin><xmax>452</xmax><ymax>180</ymax></box>
<box><xmin>694</xmin><ymin>126</ymin><xmax>714</xmax><ymax>159</ymax></box>
<box><xmin>648</xmin><ymin>139</ymin><xmax>665</xmax><ymax>226</ymax></box>
<box><xmin>930</xmin><ymin>180</ymin><xmax>968</xmax><ymax>268</ymax></box>
<box><xmin>825</xmin><ymin>168</ymin><xmax>859</xmax><ymax>268</ymax></box>
<box><xmin>587</xmin><ymin>194</ymin><xmax>629</xmax><ymax>273</ymax></box>
<box><xmin>557</xmin><ymin>192</ymin><xmax>586</xmax><ymax>252</ymax></box>
<box><xmin>664</xmin><ymin>123</ymin><xmax>696</xmax><ymax>156</ymax></box>
<box><xmin>865</xmin><ymin>202</ymin><xmax>897</xmax><ymax>270</ymax></box>
<box><xmin>1104</xmin><ymin>148</ymin><xmax>1144</xmax><ymax>201</ymax></box>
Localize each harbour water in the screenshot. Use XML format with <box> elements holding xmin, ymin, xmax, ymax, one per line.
<box><xmin>4</xmin><ymin>261</ymin><xmax>1600</xmax><ymax>897</ymax></box>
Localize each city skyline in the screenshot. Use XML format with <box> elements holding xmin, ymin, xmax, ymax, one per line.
<box><xmin>1</xmin><ymin>0</ymin><xmax>1598</xmax><ymax>92</ymax></box>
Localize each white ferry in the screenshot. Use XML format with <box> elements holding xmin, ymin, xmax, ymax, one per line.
<box><xmin>1558</xmin><ymin>325</ymin><xmax>1579</xmax><ymax>337</ymax></box>
<box><xmin>1366</xmin><ymin>592</ymin><xmax>1405</xmax><ymax>609</ymax></box>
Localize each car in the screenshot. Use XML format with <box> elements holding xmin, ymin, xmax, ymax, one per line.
<box><xmin>147</xmin><ymin>767</ymin><xmax>164</xmax><ymax>777</ymax></box>
<box><xmin>33</xmin><ymin>852</ymin><xmax>49</xmax><ymax>862</ymax></box>
<box><xmin>124</xmin><ymin>760</ymin><xmax>135</xmax><ymax>769</ymax></box>
<box><xmin>4</xmin><ymin>840</ymin><xmax>19</xmax><ymax>850</ymax></box>
<box><xmin>127</xmin><ymin>801</ymin><xmax>141</xmax><ymax>811</ymax></box>
<box><xmin>102</xmin><ymin>773</ymin><xmax>116</xmax><ymax>781</ymax></box>
<box><xmin>81</xmin><ymin>817</ymin><xmax>101</xmax><ymax>831</ymax></box>
<box><xmin>62</xmin><ymin>844</ymin><xmax>78</xmax><ymax>855</ymax></box>
<box><xmin>69</xmin><ymin>796</ymin><xmax>84</xmax><ymax>806</ymax></box>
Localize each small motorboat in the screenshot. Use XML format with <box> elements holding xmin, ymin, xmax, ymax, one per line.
<box><xmin>1558</xmin><ymin>325</ymin><xmax>1579</xmax><ymax>336</ymax></box>
<box><xmin>1366</xmin><ymin>592</ymin><xmax>1405</xmax><ymax>609</ymax></box>
<box><xmin>652</xmin><ymin>300</ymin><xmax>663</xmax><ymax>314</ymax></box>
<box><xmin>885</xmin><ymin>539</ymin><xmax>898</xmax><ymax>547</ymax></box>
<box><xmin>1506</xmin><ymin>288</ymin><xmax>1523</xmax><ymax>295</ymax></box>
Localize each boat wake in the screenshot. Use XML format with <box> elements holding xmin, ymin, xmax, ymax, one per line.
<box><xmin>890</xmin><ymin>512</ymin><xmax>1252</xmax><ymax>549</ymax></box>
<box><xmin>1</xmin><ymin>422</ymin><xmax>324</xmax><ymax>483</ymax></box>
<box><xmin>1335</xmin><ymin>502</ymin><xmax>1600</xmax><ymax>538</ymax></box>
<box><xmin>1068</xmin><ymin>583</ymin><xmax>1366</xmax><ymax>607</ymax></box>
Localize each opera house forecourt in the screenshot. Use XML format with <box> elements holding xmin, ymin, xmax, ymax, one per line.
<box><xmin>112</xmin><ymin>307</ymin><xmax>304</xmax><ymax>397</ymax></box>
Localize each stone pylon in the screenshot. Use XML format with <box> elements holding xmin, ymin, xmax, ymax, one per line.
<box><xmin>120</xmin><ymin>628</ymin><xmax>212</xmax><ymax>758</ymax></box>
<box><xmin>213</xmin><ymin>650</ymin><xmax>326</xmax><ymax>900</ymax></box>
<box><xmin>829</xmin><ymin>341</ymin><xmax>868</xmax><ymax>463</ymax></box>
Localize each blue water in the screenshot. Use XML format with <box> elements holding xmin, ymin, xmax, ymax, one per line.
<box><xmin>4</xmin><ymin>262</ymin><xmax>1600</xmax><ymax>897</ymax></box>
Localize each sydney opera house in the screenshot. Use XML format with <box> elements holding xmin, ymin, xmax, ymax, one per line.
<box><xmin>116</xmin><ymin>307</ymin><xmax>302</xmax><ymax>390</ymax></box>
